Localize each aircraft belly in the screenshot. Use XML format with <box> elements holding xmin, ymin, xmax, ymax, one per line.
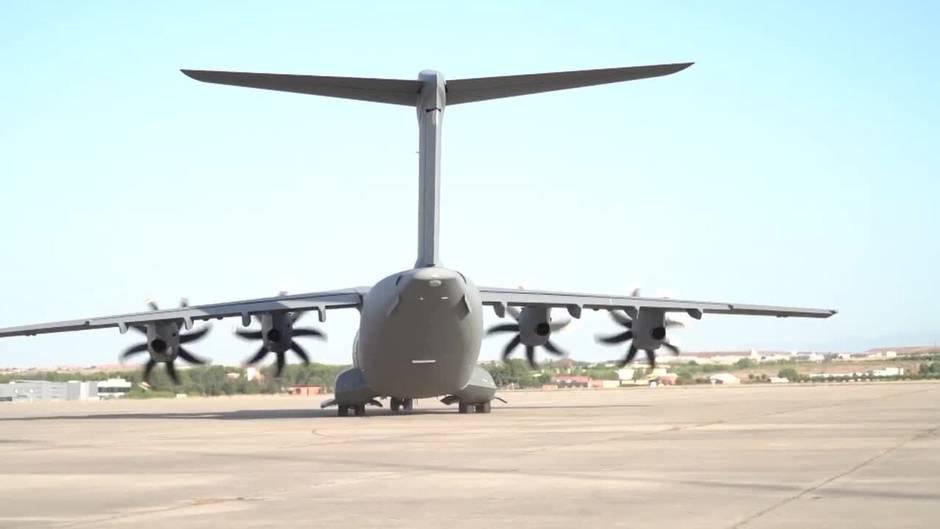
<box><xmin>357</xmin><ymin>267</ymin><xmax>483</xmax><ymax>398</ymax></box>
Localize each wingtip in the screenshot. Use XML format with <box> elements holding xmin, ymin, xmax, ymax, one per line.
<box><xmin>180</xmin><ymin>69</ymin><xmax>205</xmax><ymax>81</ymax></box>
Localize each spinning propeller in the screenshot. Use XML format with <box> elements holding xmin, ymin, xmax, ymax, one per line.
<box><xmin>595</xmin><ymin>289</ymin><xmax>684</xmax><ymax>368</ymax></box>
<box><xmin>595</xmin><ymin>310</ymin><xmax>683</xmax><ymax>367</ymax></box>
<box><xmin>120</xmin><ymin>299</ymin><xmax>211</xmax><ymax>385</ymax></box>
<box><xmin>236</xmin><ymin>301</ymin><xmax>325</xmax><ymax>376</ymax></box>
<box><xmin>486</xmin><ymin>307</ymin><xmax>570</xmax><ymax>368</ymax></box>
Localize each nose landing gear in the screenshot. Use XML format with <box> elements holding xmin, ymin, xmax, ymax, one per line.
<box><xmin>458</xmin><ymin>400</ymin><xmax>491</xmax><ymax>413</ymax></box>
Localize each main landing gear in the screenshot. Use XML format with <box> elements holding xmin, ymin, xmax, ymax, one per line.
<box><xmin>336</xmin><ymin>398</ymin><xmax>383</xmax><ymax>417</ymax></box>
<box><xmin>390</xmin><ymin>397</ymin><xmax>414</xmax><ymax>412</ymax></box>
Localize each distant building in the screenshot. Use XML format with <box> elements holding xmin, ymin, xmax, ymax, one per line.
<box><xmin>794</xmin><ymin>353</ymin><xmax>824</xmax><ymax>363</ymax></box>
<box><xmin>616</xmin><ymin>368</ymin><xmax>635</xmax><ymax>381</ymax></box>
<box><xmin>96</xmin><ymin>378</ymin><xmax>132</xmax><ymax>399</ymax></box>
<box><xmin>288</xmin><ymin>385</ymin><xmax>323</xmax><ymax>396</ymax></box>
<box><xmin>552</xmin><ymin>375</ymin><xmax>591</xmax><ymax>388</ymax></box>
<box><xmin>709</xmin><ymin>373</ymin><xmax>741</xmax><ymax>385</ymax></box>
<box><xmin>0</xmin><ymin>379</ymin><xmax>130</xmax><ymax>401</ymax></box>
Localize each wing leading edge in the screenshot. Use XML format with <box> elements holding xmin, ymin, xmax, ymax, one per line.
<box><xmin>478</xmin><ymin>287</ymin><xmax>836</xmax><ymax>320</ymax></box>
<box><xmin>0</xmin><ymin>288</ymin><xmax>368</xmax><ymax>338</ymax></box>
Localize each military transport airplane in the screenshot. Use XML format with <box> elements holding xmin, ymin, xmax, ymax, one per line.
<box><xmin>0</xmin><ymin>62</ymin><xmax>836</xmax><ymax>416</ymax></box>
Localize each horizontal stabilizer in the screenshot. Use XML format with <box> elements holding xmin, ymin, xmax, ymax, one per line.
<box><xmin>181</xmin><ymin>69</ymin><xmax>422</xmax><ymax>105</ymax></box>
<box><xmin>446</xmin><ymin>62</ymin><xmax>693</xmax><ymax>104</ymax></box>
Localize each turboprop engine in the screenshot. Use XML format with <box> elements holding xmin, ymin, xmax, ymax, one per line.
<box><xmin>485</xmin><ymin>306</ymin><xmax>570</xmax><ymax>367</ymax></box>
<box><xmin>119</xmin><ymin>299</ymin><xmax>210</xmax><ymax>384</ymax></box>
<box><xmin>236</xmin><ymin>308</ymin><xmax>325</xmax><ymax>376</ymax></box>
<box><xmin>596</xmin><ymin>307</ymin><xmax>684</xmax><ymax>367</ymax></box>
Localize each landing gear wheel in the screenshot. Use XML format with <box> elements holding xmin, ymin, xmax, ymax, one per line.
<box><xmin>476</xmin><ymin>401</ymin><xmax>491</xmax><ymax>413</ymax></box>
<box><xmin>390</xmin><ymin>398</ymin><xmax>402</xmax><ymax>412</ymax></box>
<box><xmin>338</xmin><ymin>406</ymin><xmax>349</xmax><ymax>417</ymax></box>
<box><xmin>403</xmin><ymin>398</ymin><xmax>414</xmax><ymax>411</ymax></box>
<box><xmin>458</xmin><ymin>402</ymin><xmax>469</xmax><ymax>414</ymax></box>
<box><xmin>354</xmin><ymin>404</ymin><xmax>366</xmax><ymax>417</ymax></box>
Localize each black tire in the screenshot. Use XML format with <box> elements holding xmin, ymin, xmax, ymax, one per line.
<box><xmin>338</xmin><ymin>406</ymin><xmax>349</xmax><ymax>417</ymax></box>
<box><xmin>458</xmin><ymin>402</ymin><xmax>469</xmax><ymax>414</ymax></box>
<box><xmin>477</xmin><ymin>401</ymin><xmax>491</xmax><ymax>413</ymax></box>
<box><xmin>390</xmin><ymin>398</ymin><xmax>402</xmax><ymax>412</ymax></box>
<box><xmin>354</xmin><ymin>404</ymin><xmax>366</xmax><ymax>417</ymax></box>
<box><xmin>403</xmin><ymin>398</ymin><xmax>414</xmax><ymax>411</ymax></box>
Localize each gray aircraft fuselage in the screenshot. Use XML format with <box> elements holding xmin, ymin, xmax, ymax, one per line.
<box><xmin>358</xmin><ymin>266</ymin><xmax>482</xmax><ymax>398</ymax></box>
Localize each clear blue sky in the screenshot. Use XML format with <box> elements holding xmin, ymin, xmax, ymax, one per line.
<box><xmin>1</xmin><ymin>1</ymin><xmax>937</xmax><ymax>368</ymax></box>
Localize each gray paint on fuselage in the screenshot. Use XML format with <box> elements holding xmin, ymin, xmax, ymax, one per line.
<box><xmin>357</xmin><ymin>266</ymin><xmax>483</xmax><ymax>398</ymax></box>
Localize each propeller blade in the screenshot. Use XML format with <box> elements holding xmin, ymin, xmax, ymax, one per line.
<box><xmin>646</xmin><ymin>350</ymin><xmax>657</xmax><ymax>368</ymax></box>
<box><xmin>178</xmin><ymin>347</ymin><xmax>207</xmax><ymax>365</ymax></box>
<box><xmin>143</xmin><ymin>358</ymin><xmax>157</xmax><ymax>382</ymax></box>
<box><xmin>662</xmin><ymin>341</ymin><xmax>680</xmax><ymax>355</ymax></box>
<box><xmin>524</xmin><ymin>345</ymin><xmax>537</xmax><ymax>368</ymax></box>
<box><xmin>180</xmin><ymin>325</ymin><xmax>210</xmax><ymax>344</ymax></box>
<box><xmin>246</xmin><ymin>345</ymin><xmax>269</xmax><ymax>365</ymax></box>
<box><xmin>620</xmin><ymin>344</ymin><xmax>639</xmax><ymax>367</ymax></box>
<box><xmin>165</xmin><ymin>361</ymin><xmax>180</xmax><ymax>385</ymax></box>
<box><xmin>121</xmin><ymin>342</ymin><xmax>148</xmax><ymax>360</ymax></box>
<box><xmin>549</xmin><ymin>318</ymin><xmax>571</xmax><ymax>331</ymax></box>
<box><xmin>235</xmin><ymin>329</ymin><xmax>263</xmax><ymax>340</ymax></box>
<box><xmin>274</xmin><ymin>352</ymin><xmax>287</xmax><ymax>377</ymax></box>
<box><xmin>542</xmin><ymin>340</ymin><xmax>566</xmax><ymax>356</ymax></box>
<box><xmin>596</xmin><ymin>330</ymin><xmax>633</xmax><ymax>345</ymax></box>
<box><xmin>487</xmin><ymin>323</ymin><xmax>520</xmax><ymax>335</ymax></box>
<box><xmin>290</xmin><ymin>341</ymin><xmax>311</xmax><ymax>364</ymax></box>
<box><xmin>502</xmin><ymin>335</ymin><xmax>521</xmax><ymax>361</ymax></box>
<box><xmin>665</xmin><ymin>318</ymin><xmax>685</xmax><ymax>329</ymax></box>
<box><xmin>609</xmin><ymin>310</ymin><xmax>633</xmax><ymax>328</ymax></box>
<box><xmin>293</xmin><ymin>328</ymin><xmax>325</xmax><ymax>339</ymax></box>
<box><xmin>147</xmin><ymin>300</ymin><xmax>159</xmax><ymax>311</ymax></box>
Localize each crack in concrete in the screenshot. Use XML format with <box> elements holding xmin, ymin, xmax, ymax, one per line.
<box><xmin>729</xmin><ymin>423</ymin><xmax>940</xmax><ymax>529</ymax></box>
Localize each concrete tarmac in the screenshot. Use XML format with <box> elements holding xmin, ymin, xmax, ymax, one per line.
<box><xmin>1</xmin><ymin>382</ymin><xmax>938</xmax><ymax>529</ymax></box>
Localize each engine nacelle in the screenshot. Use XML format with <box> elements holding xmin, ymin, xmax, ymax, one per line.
<box><xmin>145</xmin><ymin>322</ymin><xmax>181</xmax><ymax>362</ymax></box>
<box><xmin>630</xmin><ymin>308</ymin><xmax>668</xmax><ymax>351</ymax></box>
<box><xmin>517</xmin><ymin>306</ymin><xmax>553</xmax><ymax>347</ymax></box>
<box><xmin>259</xmin><ymin>312</ymin><xmax>294</xmax><ymax>353</ymax></box>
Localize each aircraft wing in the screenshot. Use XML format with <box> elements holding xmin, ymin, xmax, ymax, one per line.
<box><xmin>477</xmin><ymin>287</ymin><xmax>836</xmax><ymax>320</ymax></box>
<box><xmin>0</xmin><ymin>288</ymin><xmax>369</xmax><ymax>338</ymax></box>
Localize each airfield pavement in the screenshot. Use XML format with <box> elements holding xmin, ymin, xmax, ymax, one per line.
<box><xmin>0</xmin><ymin>382</ymin><xmax>938</xmax><ymax>529</ymax></box>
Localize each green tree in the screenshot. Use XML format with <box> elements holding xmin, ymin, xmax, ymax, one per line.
<box><xmin>778</xmin><ymin>367</ymin><xmax>800</xmax><ymax>381</ymax></box>
<box><xmin>734</xmin><ymin>358</ymin><xmax>756</xmax><ymax>369</ymax></box>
